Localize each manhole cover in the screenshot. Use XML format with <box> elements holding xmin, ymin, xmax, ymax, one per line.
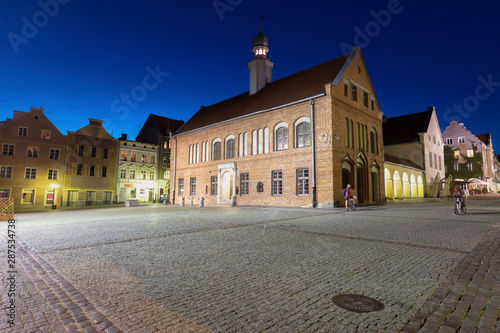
<box><xmin>332</xmin><ymin>294</ymin><xmax>384</xmax><ymax>313</ymax></box>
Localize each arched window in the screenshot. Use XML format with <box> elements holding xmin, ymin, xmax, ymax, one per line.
<box><xmin>295</xmin><ymin>117</ymin><xmax>311</xmax><ymax>148</ymax></box>
<box><xmin>275</xmin><ymin>122</ymin><xmax>289</xmax><ymax>151</ymax></box>
<box><xmin>225</xmin><ymin>136</ymin><xmax>235</xmax><ymax>159</ymax></box>
<box><xmin>212</xmin><ymin>139</ymin><xmax>221</xmax><ymax>161</ymax></box>
<box><xmin>370</xmin><ymin>127</ymin><xmax>378</xmax><ymax>154</ymax></box>
<box><xmin>342</xmin><ymin>161</ymin><xmax>353</xmax><ymax>189</ymax></box>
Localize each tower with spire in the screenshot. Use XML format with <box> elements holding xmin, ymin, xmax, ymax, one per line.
<box><xmin>248</xmin><ymin>18</ymin><xmax>273</xmax><ymax>95</ymax></box>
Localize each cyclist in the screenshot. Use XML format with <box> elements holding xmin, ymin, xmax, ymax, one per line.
<box><xmin>344</xmin><ymin>184</ymin><xmax>353</xmax><ymax>210</ymax></box>
<box><xmin>451</xmin><ymin>184</ymin><xmax>465</xmax><ymax>215</ymax></box>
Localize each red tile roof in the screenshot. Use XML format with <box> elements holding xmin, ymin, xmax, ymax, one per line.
<box><xmin>476</xmin><ymin>133</ymin><xmax>491</xmax><ymax>146</ymax></box>
<box><xmin>176</xmin><ymin>51</ymin><xmax>353</xmax><ymax>135</ymax></box>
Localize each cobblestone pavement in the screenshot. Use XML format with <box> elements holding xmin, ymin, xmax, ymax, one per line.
<box><xmin>1</xmin><ymin>197</ymin><xmax>499</xmax><ymax>332</ymax></box>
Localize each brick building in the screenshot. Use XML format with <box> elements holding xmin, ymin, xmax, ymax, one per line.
<box><xmin>171</xmin><ymin>29</ymin><xmax>385</xmax><ymax>207</ymax></box>
<box><xmin>0</xmin><ymin>107</ymin><xmax>66</xmax><ymax>207</ymax></box>
<box><xmin>62</xmin><ymin>119</ymin><xmax>119</xmax><ymax>206</ymax></box>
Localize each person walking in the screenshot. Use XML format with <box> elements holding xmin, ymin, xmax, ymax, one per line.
<box><xmin>344</xmin><ymin>184</ymin><xmax>352</xmax><ymax>210</ymax></box>
<box><xmin>451</xmin><ymin>184</ymin><xmax>465</xmax><ymax>215</ymax></box>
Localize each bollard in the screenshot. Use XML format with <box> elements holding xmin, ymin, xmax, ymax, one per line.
<box><xmin>231</xmin><ymin>196</ymin><xmax>236</xmax><ymax>207</ymax></box>
<box><xmin>180</xmin><ymin>197</ymin><xmax>185</xmax><ymax>207</ymax></box>
<box><xmin>199</xmin><ymin>197</ymin><xmax>204</xmax><ymax>207</ymax></box>
<box><xmin>189</xmin><ymin>197</ymin><xmax>193</xmax><ymax>206</ymax></box>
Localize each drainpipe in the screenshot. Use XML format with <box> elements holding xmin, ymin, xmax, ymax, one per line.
<box><xmin>311</xmin><ymin>99</ymin><xmax>317</xmax><ymax>208</ymax></box>
<box><xmin>172</xmin><ymin>136</ymin><xmax>177</xmax><ymax>205</ymax></box>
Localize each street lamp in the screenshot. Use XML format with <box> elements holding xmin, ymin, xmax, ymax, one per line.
<box><xmin>50</xmin><ymin>184</ymin><xmax>59</xmax><ymax>209</ymax></box>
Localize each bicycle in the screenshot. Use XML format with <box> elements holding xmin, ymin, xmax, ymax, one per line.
<box><xmin>347</xmin><ymin>195</ymin><xmax>357</xmax><ymax>211</ymax></box>
<box><xmin>455</xmin><ymin>198</ymin><xmax>466</xmax><ymax>215</ymax></box>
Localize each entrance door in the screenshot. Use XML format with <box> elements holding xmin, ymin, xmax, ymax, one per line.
<box><xmin>86</xmin><ymin>191</ymin><xmax>95</xmax><ymax>206</ymax></box>
<box><xmin>149</xmin><ymin>189</ymin><xmax>154</xmax><ymax>202</ymax></box>
<box><xmin>221</xmin><ymin>171</ymin><xmax>233</xmax><ymax>204</ymax></box>
<box><xmin>67</xmin><ymin>191</ymin><xmax>78</xmax><ymax>206</ymax></box>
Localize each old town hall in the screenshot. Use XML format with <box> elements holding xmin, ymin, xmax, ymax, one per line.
<box><xmin>171</xmin><ymin>28</ymin><xmax>385</xmax><ymax>207</ymax></box>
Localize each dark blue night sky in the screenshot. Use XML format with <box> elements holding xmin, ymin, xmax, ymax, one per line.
<box><xmin>2</xmin><ymin>0</ymin><xmax>499</xmax><ymax>144</ymax></box>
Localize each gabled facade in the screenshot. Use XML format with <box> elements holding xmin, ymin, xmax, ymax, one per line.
<box><xmin>136</xmin><ymin>114</ymin><xmax>184</xmax><ymax>202</ymax></box>
<box><xmin>116</xmin><ymin>136</ymin><xmax>159</xmax><ymax>202</ymax></box>
<box><xmin>383</xmin><ymin>107</ymin><xmax>445</xmax><ymax>197</ymax></box>
<box><xmin>171</xmin><ymin>30</ymin><xmax>385</xmax><ymax>207</ymax></box>
<box><xmin>441</xmin><ymin>121</ymin><xmax>495</xmax><ymax>190</ymax></box>
<box><xmin>0</xmin><ymin>107</ymin><xmax>66</xmax><ymax>207</ymax></box>
<box><xmin>62</xmin><ymin>119</ymin><xmax>119</xmax><ymax>206</ymax></box>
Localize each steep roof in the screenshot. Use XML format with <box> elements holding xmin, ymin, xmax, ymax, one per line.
<box><xmin>152</xmin><ymin>114</ymin><xmax>184</xmax><ymax>135</ymax></box>
<box><xmin>476</xmin><ymin>133</ymin><xmax>491</xmax><ymax>146</ymax></box>
<box><xmin>383</xmin><ymin>108</ymin><xmax>433</xmax><ymax>145</ymax></box>
<box><xmin>176</xmin><ymin>50</ymin><xmax>355</xmax><ymax>135</ymax></box>
<box><xmin>384</xmin><ymin>153</ymin><xmax>424</xmax><ymax>171</ymax></box>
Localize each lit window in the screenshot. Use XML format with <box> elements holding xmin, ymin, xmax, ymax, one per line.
<box><xmin>41</xmin><ymin>130</ymin><xmax>51</xmax><ymax>139</ymax></box>
<box><xmin>151</xmin><ymin>155</ymin><xmax>155</xmax><ymax>164</ymax></box>
<box><xmin>131</xmin><ymin>152</ymin><xmax>136</xmax><ymax>162</ymax></box>
<box><xmin>467</xmin><ymin>150</ymin><xmax>474</xmax><ymax>157</ymax></box>
<box><xmin>121</xmin><ymin>151</ymin><xmax>127</xmax><ymax>161</ymax></box>
<box><xmin>454</xmin><ymin>151</ymin><xmax>460</xmax><ymax>159</ymax></box>
<box><xmin>27</xmin><ymin>146</ymin><xmax>38</xmax><ymax>158</ymax></box>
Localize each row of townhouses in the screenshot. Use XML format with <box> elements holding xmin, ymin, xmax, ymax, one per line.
<box><xmin>1</xmin><ymin>28</ymin><xmax>498</xmax><ymax>209</ymax></box>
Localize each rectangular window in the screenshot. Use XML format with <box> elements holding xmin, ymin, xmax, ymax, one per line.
<box><xmin>211</xmin><ymin>176</ymin><xmax>218</xmax><ymax>196</ymax></box>
<box><xmin>163</xmin><ymin>156</ymin><xmax>167</xmax><ymax>164</ymax></box>
<box><xmin>446</xmin><ymin>138</ymin><xmax>453</xmax><ymax>145</ymax></box>
<box><xmin>297</xmin><ymin>169</ymin><xmax>309</xmax><ymax>195</ymax></box>
<box><xmin>151</xmin><ymin>155</ymin><xmax>155</xmax><ymax>164</ymax></box>
<box><xmin>428</xmin><ymin>152</ymin><xmax>433</xmax><ymax>168</ymax></box>
<box><xmin>141</xmin><ymin>170</ymin><xmax>147</xmax><ymax>180</ymax></box>
<box><xmin>50</xmin><ymin>149</ymin><xmax>60</xmax><ymax>159</ymax></box>
<box><xmin>18</xmin><ymin>127</ymin><xmax>27</xmax><ymax>136</ymax></box>
<box><xmin>0</xmin><ymin>166</ymin><xmax>12</xmax><ymax>178</ymax></box>
<box><xmin>240</xmin><ymin>173</ymin><xmax>249</xmax><ymax>195</ymax></box>
<box><xmin>272</xmin><ymin>171</ymin><xmax>282</xmax><ymax>195</ymax></box>
<box><xmin>27</xmin><ymin>146</ymin><xmax>39</xmax><ymax>158</ymax></box>
<box><xmin>149</xmin><ymin>171</ymin><xmax>155</xmax><ymax>180</ymax></box>
<box><xmin>141</xmin><ymin>154</ymin><xmax>147</xmax><ymax>163</ymax></box>
<box><xmin>454</xmin><ymin>151</ymin><xmax>460</xmax><ymax>159</ymax></box>
<box><xmin>351</xmin><ymin>84</ymin><xmax>357</xmax><ymax>101</ymax></box>
<box><xmin>371</xmin><ymin>100</ymin><xmax>375</xmax><ymax>111</ymax></box>
<box><xmin>190</xmin><ymin>177</ymin><xmax>196</xmax><ymax>196</ymax></box>
<box><xmin>121</xmin><ymin>151</ymin><xmax>127</xmax><ymax>161</ymax></box>
<box><xmin>91</xmin><ymin>147</ymin><xmax>97</xmax><ymax>157</ymax></box>
<box><xmin>344</xmin><ymin>83</ymin><xmax>348</xmax><ymax>97</ymax></box>
<box><xmin>439</xmin><ymin>156</ymin><xmax>442</xmax><ymax>170</ymax></box>
<box><xmin>25</xmin><ymin>168</ymin><xmax>36</xmax><ymax>179</ymax></box>
<box><xmin>89</xmin><ymin>165</ymin><xmax>95</xmax><ymax>177</ymax></box>
<box><xmin>2</xmin><ymin>144</ymin><xmax>14</xmax><ymax>156</ymax></box>
<box><xmin>103</xmin><ymin>148</ymin><xmax>109</xmax><ymax>159</ymax></box>
<box><xmin>130</xmin><ymin>169</ymin><xmax>135</xmax><ymax>179</ymax></box>
<box><xmin>454</xmin><ymin>163</ymin><xmax>460</xmax><ymax>171</ymax></box>
<box><xmin>213</xmin><ymin>142</ymin><xmax>221</xmax><ymax>160</ymax></box>
<box><xmin>130</xmin><ymin>188</ymin><xmax>136</xmax><ymax>199</ymax></box>
<box><xmin>101</xmin><ymin>166</ymin><xmax>107</xmax><ymax>177</ymax></box>
<box><xmin>78</xmin><ymin>145</ymin><xmax>84</xmax><ymax>156</ymax></box>
<box><xmin>178</xmin><ymin>178</ymin><xmax>184</xmax><ymax>196</ymax></box>
<box><xmin>41</xmin><ymin>130</ymin><xmax>51</xmax><ymax>139</ymax></box>
<box><xmin>458</xmin><ymin>136</ymin><xmax>465</xmax><ymax>144</ymax></box>
<box><xmin>131</xmin><ymin>152</ymin><xmax>136</xmax><ymax>162</ymax></box>
<box><xmin>433</xmin><ymin>153</ymin><xmax>437</xmax><ymax>168</ymax></box>
<box><xmin>363</xmin><ymin>92</ymin><xmax>369</xmax><ymax>107</ymax></box>
<box><xmin>48</xmin><ymin>169</ymin><xmax>58</xmax><ymax>180</ymax></box>
<box><xmin>468</xmin><ymin>163</ymin><xmax>474</xmax><ymax>171</ymax></box>
<box><xmin>120</xmin><ymin>169</ymin><xmax>126</xmax><ymax>179</ymax></box>
<box><xmin>467</xmin><ymin>150</ymin><xmax>474</xmax><ymax>157</ymax></box>
<box><xmin>77</xmin><ymin>164</ymin><xmax>83</xmax><ymax>176</ymax></box>
<box><xmin>433</xmin><ymin>136</ymin><xmax>436</xmax><ymax>144</ymax></box>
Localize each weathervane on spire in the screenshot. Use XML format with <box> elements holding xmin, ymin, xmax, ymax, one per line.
<box><xmin>260</xmin><ymin>11</ymin><xmax>265</xmax><ymax>29</ymax></box>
